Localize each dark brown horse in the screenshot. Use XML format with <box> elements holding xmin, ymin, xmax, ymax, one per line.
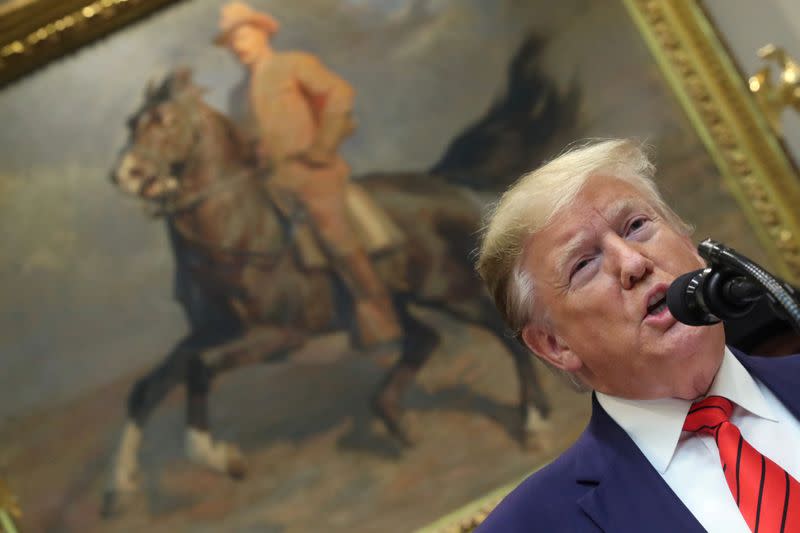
<box><xmin>103</xmin><ymin>69</ymin><xmax>550</xmax><ymax>515</ymax></box>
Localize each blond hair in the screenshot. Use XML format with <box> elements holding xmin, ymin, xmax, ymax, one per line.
<box><xmin>476</xmin><ymin>139</ymin><xmax>691</xmax><ymax>338</ymax></box>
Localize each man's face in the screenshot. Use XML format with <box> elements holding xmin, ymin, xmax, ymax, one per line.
<box><xmin>228</xmin><ymin>25</ymin><xmax>269</xmax><ymax>66</ymax></box>
<box><xmin>521</xmin><ymin>175</ymin><xmax>725</xmax><ymax>400</ymax></box>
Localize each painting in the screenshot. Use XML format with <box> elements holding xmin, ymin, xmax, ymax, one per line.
<box><xmin>0</xmin><ymin>1</ymin><xmax>786</xmax><ymax>531</ymax></box>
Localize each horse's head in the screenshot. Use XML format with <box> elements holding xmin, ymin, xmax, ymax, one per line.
<box><xmin>113</xmin><ymin>68</ymin><xmax>206</xmax><ymax>203</ymax></box>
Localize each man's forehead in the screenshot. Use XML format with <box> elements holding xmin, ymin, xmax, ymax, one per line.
<box><xmin>575</xmin><ymin>176</ymin><xmax>650</xmax><ymax>211</ymax></box>
<box><xmin>548</xmin><ymin>193</ymin><xmax>651</xmax><ymax>241</ymax></box>
<box><xmin>523</xmin><ymin>188</ymin><xmax>655</xmax><ymax>278</ymax></box>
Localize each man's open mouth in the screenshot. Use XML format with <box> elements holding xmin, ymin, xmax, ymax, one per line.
<box><xmin>646</xmin><ymin>292</ymin><xmax>668</xmax><ymax>316</ymax></box>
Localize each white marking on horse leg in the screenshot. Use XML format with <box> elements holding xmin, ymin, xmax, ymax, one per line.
<box><xmin>185</xmin><ymin>428</ymin><xmax>246</xmax><ymax>477</ymax></box>
<box><xmin>109</xmin><ymin>421</ymin><xmax>142</xmax><ymax>492</ymax></box>
<box><xmin>524</xmin><ymin>405</ymin><xmax>546</xmax><ymax>433</ymax></box>
<box><xmin>524</xmin><ymin>406</ymin><xmax>554</xmax><ymax>450</ymax></box>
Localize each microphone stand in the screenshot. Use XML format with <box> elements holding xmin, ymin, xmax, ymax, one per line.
<box><xmin>698</xmin><ymin>239</ymin><xmax>800</xmax><ymax>335</ymax></box>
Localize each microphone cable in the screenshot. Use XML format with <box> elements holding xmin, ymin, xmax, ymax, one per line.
<box><xmin>698</xmin><ymin>238</ymin><xmax>800</xmax><ymax>334</ymax></box>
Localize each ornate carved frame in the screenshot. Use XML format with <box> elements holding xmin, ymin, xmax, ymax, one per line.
<box><xmin>423</xmin><ymin>1</ymin><xmax>800</xmax><ymax>531</ymax></box>
<box><xmin>0</xmin><ymin>0</ymin><xmax>181</xmax><ymax>88</ymax></box>
<box><xmin>2</xmin><ymin>0</ymin><xmax>799</xmax><ymax>530</ymax></box>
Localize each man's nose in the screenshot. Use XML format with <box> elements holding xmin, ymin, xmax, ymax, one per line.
<box><xmin>608</xmin><ymin>238</ymin><xmax>653</xmax><ymax>289</ymax></box>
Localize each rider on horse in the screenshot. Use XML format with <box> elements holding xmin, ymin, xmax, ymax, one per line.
<box><xmin>216</xmin><ymin>2</ymin><xmax>402</xmax><ymax>348</ymax></box>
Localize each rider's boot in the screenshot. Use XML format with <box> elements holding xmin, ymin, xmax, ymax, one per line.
<box><xmin>335</xmin><ymin>249</ymin><xmax>402</xmax><ymax>349</ymax></box>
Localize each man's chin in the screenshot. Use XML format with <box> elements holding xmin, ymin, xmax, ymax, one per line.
<box><xmin>659</xmin><ymin>320</ymin><xmax>724</xmax><ymax>358</ymax></box>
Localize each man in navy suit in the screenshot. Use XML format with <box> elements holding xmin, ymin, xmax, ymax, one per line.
<box><xmin>475</xmin><ymin>139</ymin><xmax>800</xmax><ymax>532</ymax></box>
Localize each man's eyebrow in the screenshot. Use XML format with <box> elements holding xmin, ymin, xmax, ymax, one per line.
<box><xmin>552</xmin><ymin>198</ymin><xmax>650</xmax><ymax>277</ymax></box>
<box><xmin>604</xmin><ymin>197</ymin><xmax>649</xmax><ymax>222</ymax></box>
<box><xmin>554</xmin><ymin>232</ymin><xmax>594</xmax><ymax>278</ymax></box>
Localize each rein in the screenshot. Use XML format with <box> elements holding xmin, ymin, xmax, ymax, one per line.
<box><xmin>141</xmin><ymin>126</ymin><xmax>237</xmax><ymax>218</ymax></box>
<box><xmin>146</xmin><ymin>171</ymin><xmax>251</xmax><ymax>217</ymax></box>
<box><xmin>173</xmin><ymin>197</ymin><xmax>303</xmax><ymax>272</ymax></box>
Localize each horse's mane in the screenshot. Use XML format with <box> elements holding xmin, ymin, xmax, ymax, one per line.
<box><xmin>126</xmin><ymin>76</ymin><xmax>175</xmax><ymax>131</ymax></box>
<box><xmin>129</xmin><ymin>69</ymin><xmax>257</xmax><ymax>166</ymax></box>
<box><xmin>208</xmin><ymin>106</ymin><xmax>257</xmax><ymax>167</ymax></box>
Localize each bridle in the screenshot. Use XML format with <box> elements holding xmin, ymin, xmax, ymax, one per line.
<box><xmin>129</xmin><ymin>108</ymin><xmax>301</xmax><ymax>270</ymax></box>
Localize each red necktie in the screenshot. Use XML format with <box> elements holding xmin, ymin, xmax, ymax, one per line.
<box><xmin>683</xmin><ymin>396</ymin><xmax>800</xmax><ymax>532</ymax></box>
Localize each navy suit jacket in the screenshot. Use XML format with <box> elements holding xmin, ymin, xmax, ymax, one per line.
<box><xmin>477</xmin><ymin>348</ymin><xmax>800</xmax><ymax>532</ymax></box>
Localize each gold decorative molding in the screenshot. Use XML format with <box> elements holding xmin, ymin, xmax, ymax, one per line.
<box><xmin>418</xmin><ymin>449</ymin><xmax>562</xmax><ymax>532</ymax></box>
<box><xmin>0</xmin><ymin>478</ymin><xmax>20</xmax><ymax>533</ymax></box>
<box><xmin>415</xmin><ymin>485</ymin><xmax>512</xmax><ymax>533</ymax></box>
<box><xmin>0</xmin><ymin>0</ymin><xmax>182</xmax><ymax>88</ymax></box>
<box><xmin>748</xmin><ymin>44</ymin><xmax>800</xmax><ymax>137</ymax></box>
<box><xmin>622</xmin><ymin>0</ymin><xmax>800</xmax><ymax>285</ymax></box>
<box><xmin>418</xmin><ymin>500</ymin><xmax>498</xmax><ymax>533</ymax></box>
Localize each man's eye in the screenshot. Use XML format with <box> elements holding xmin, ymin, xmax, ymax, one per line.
<box><xmin>627</xmin><ymin>217</ymin><xmax>649</xmax><ymax>234</ymax></box>
<box><xmin>571</xmin><ymin>257</ymin><xmax>593</xmax><ymax>279</ymax></box>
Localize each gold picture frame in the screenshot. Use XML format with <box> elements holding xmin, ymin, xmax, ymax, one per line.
<box><xmin>421</xmin><ymin>1</ymin><xmax>800</xmax><ymax>530</ymax></box>
<box><xmin>0</xmin><ymin>0</ymin><xmax>181</xmax><ymax>88</ymax></box>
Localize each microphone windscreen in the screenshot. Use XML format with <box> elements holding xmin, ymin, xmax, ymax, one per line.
<box><xmin>666</xmin><ymin>269</ymin><xmax>709</xmax><ymax>326</ymax></box>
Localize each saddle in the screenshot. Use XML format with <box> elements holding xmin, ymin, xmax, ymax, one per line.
<box><xmin>281</xmin><ymin>183</ymin><xmax>405</xmax><ymax>270</ymax></box>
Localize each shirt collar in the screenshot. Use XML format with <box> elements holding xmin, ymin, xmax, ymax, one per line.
<box><xmin>596</xmin><ymin>347</ymin><xmax>777</xmax><ymax>474</ymax></box>
<box><xmin>708</xmin><ymin>347</ymin><xmax>777</xmax><ymax>422</ymax></box>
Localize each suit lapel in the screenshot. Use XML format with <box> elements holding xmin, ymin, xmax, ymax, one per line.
<box><xmin>732</xmin><ymin>347</ymin><xmax>800</xmax><ymax>419</ymax></box>
<box><xmin>575</xmin><ymin>395</ymin><xmax>705</xmax><ymax>532</ymax></box>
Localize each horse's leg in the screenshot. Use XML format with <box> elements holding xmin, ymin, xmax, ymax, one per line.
<box><xmin>494</xmin><ymin>325</ymin><xmax>552</xmax><ymax>449</ymax></box>
<box><xmin>183</xmin><ymin>325</ymin><xmax>305</xmax><ymax>475</ymax></box>
<box><xmin>103</xmin><ymin>333</ymin><xmax>203</xmax><ymax>516</ymax></box>
<box><xmin>424</xmin><ymin>298</ymin><xmax>552</xmax><ymax>449</ymax></box>
<box><xmin>372</xmin><ymin>300</ymin><xmax>440</xmax><ymax>446</ymax></box>
<box><xmin>183</xmin><ymin>355</ymin><xmax>246</xmax><ymax>478</ymax></box>
<box><xmin>470</xmin><ymin>307</ymin><xmax>552</xmax><ymax>448</ymax></box>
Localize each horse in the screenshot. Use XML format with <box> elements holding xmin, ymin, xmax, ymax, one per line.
<box><xmin>103</xmin><ymin>68</ymin><xmax>551</xmax><ymax>515</ymax></box>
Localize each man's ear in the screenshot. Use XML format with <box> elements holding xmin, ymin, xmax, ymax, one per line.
<box><xmin>520</xmin><ymin>323</ymin><xmax>583</xmax><ymax>372</ymax></box>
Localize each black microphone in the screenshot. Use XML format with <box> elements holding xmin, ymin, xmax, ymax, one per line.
<box><xmin>666</xmin><ymin>268</ymin><xmax>764</xmax><ymax>326</ymax></box>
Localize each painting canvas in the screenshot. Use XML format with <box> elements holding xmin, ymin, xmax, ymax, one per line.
<box><xmin>0</xmin><ymin>0</ymin><xmax>772</xmax><ymax>531</ymax></box>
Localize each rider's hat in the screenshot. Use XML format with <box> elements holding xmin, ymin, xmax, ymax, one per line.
<box><xmin>214</xmin><ymin>2</ymin><xmax>279</xmax><ymax>46</ymax></box>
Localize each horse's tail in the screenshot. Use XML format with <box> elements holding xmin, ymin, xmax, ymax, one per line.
<box><xmin>430</xmin><ymin>35</ymin><xmax>581</xmax><ymax>192</ymax></box>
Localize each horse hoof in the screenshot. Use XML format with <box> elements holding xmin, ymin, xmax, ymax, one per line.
<box><xmin>186</xmin><ymin>429</ymin><xmax>248</xmax><ymax>478</ymax></box>
<box><xmin>522</xmin><ymin>430</ymin><xmax>554</xmax><ymax>452</ymax></box>
<box><xmin>100</xmin><ymin>489</ymin><xmax>135</xmax><ymax>519</ymax></box>
<box><xmin>521</xmin><ymin>408</ymin><xmax>553</xmax><ymax>451</ymax></box>
<box><xmin>371</xmin><ymin>395</ymin><xmax>415</xmax><ymax>447</ymax></box>
<box><xmin>225</xmin><ymin>445</ymin><xmax>248</xmax><ymax>480</ymax></box>
<box><xmin>520</xmin><ymin>430</ymin><xmax>541</xmax><ymax>451</ymax></box>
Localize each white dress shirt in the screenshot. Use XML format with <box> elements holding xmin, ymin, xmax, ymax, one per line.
<box><xmin>597</xmin><ymin>348</ymin><xmax>800</xmax><ymax>533</ymax></box>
